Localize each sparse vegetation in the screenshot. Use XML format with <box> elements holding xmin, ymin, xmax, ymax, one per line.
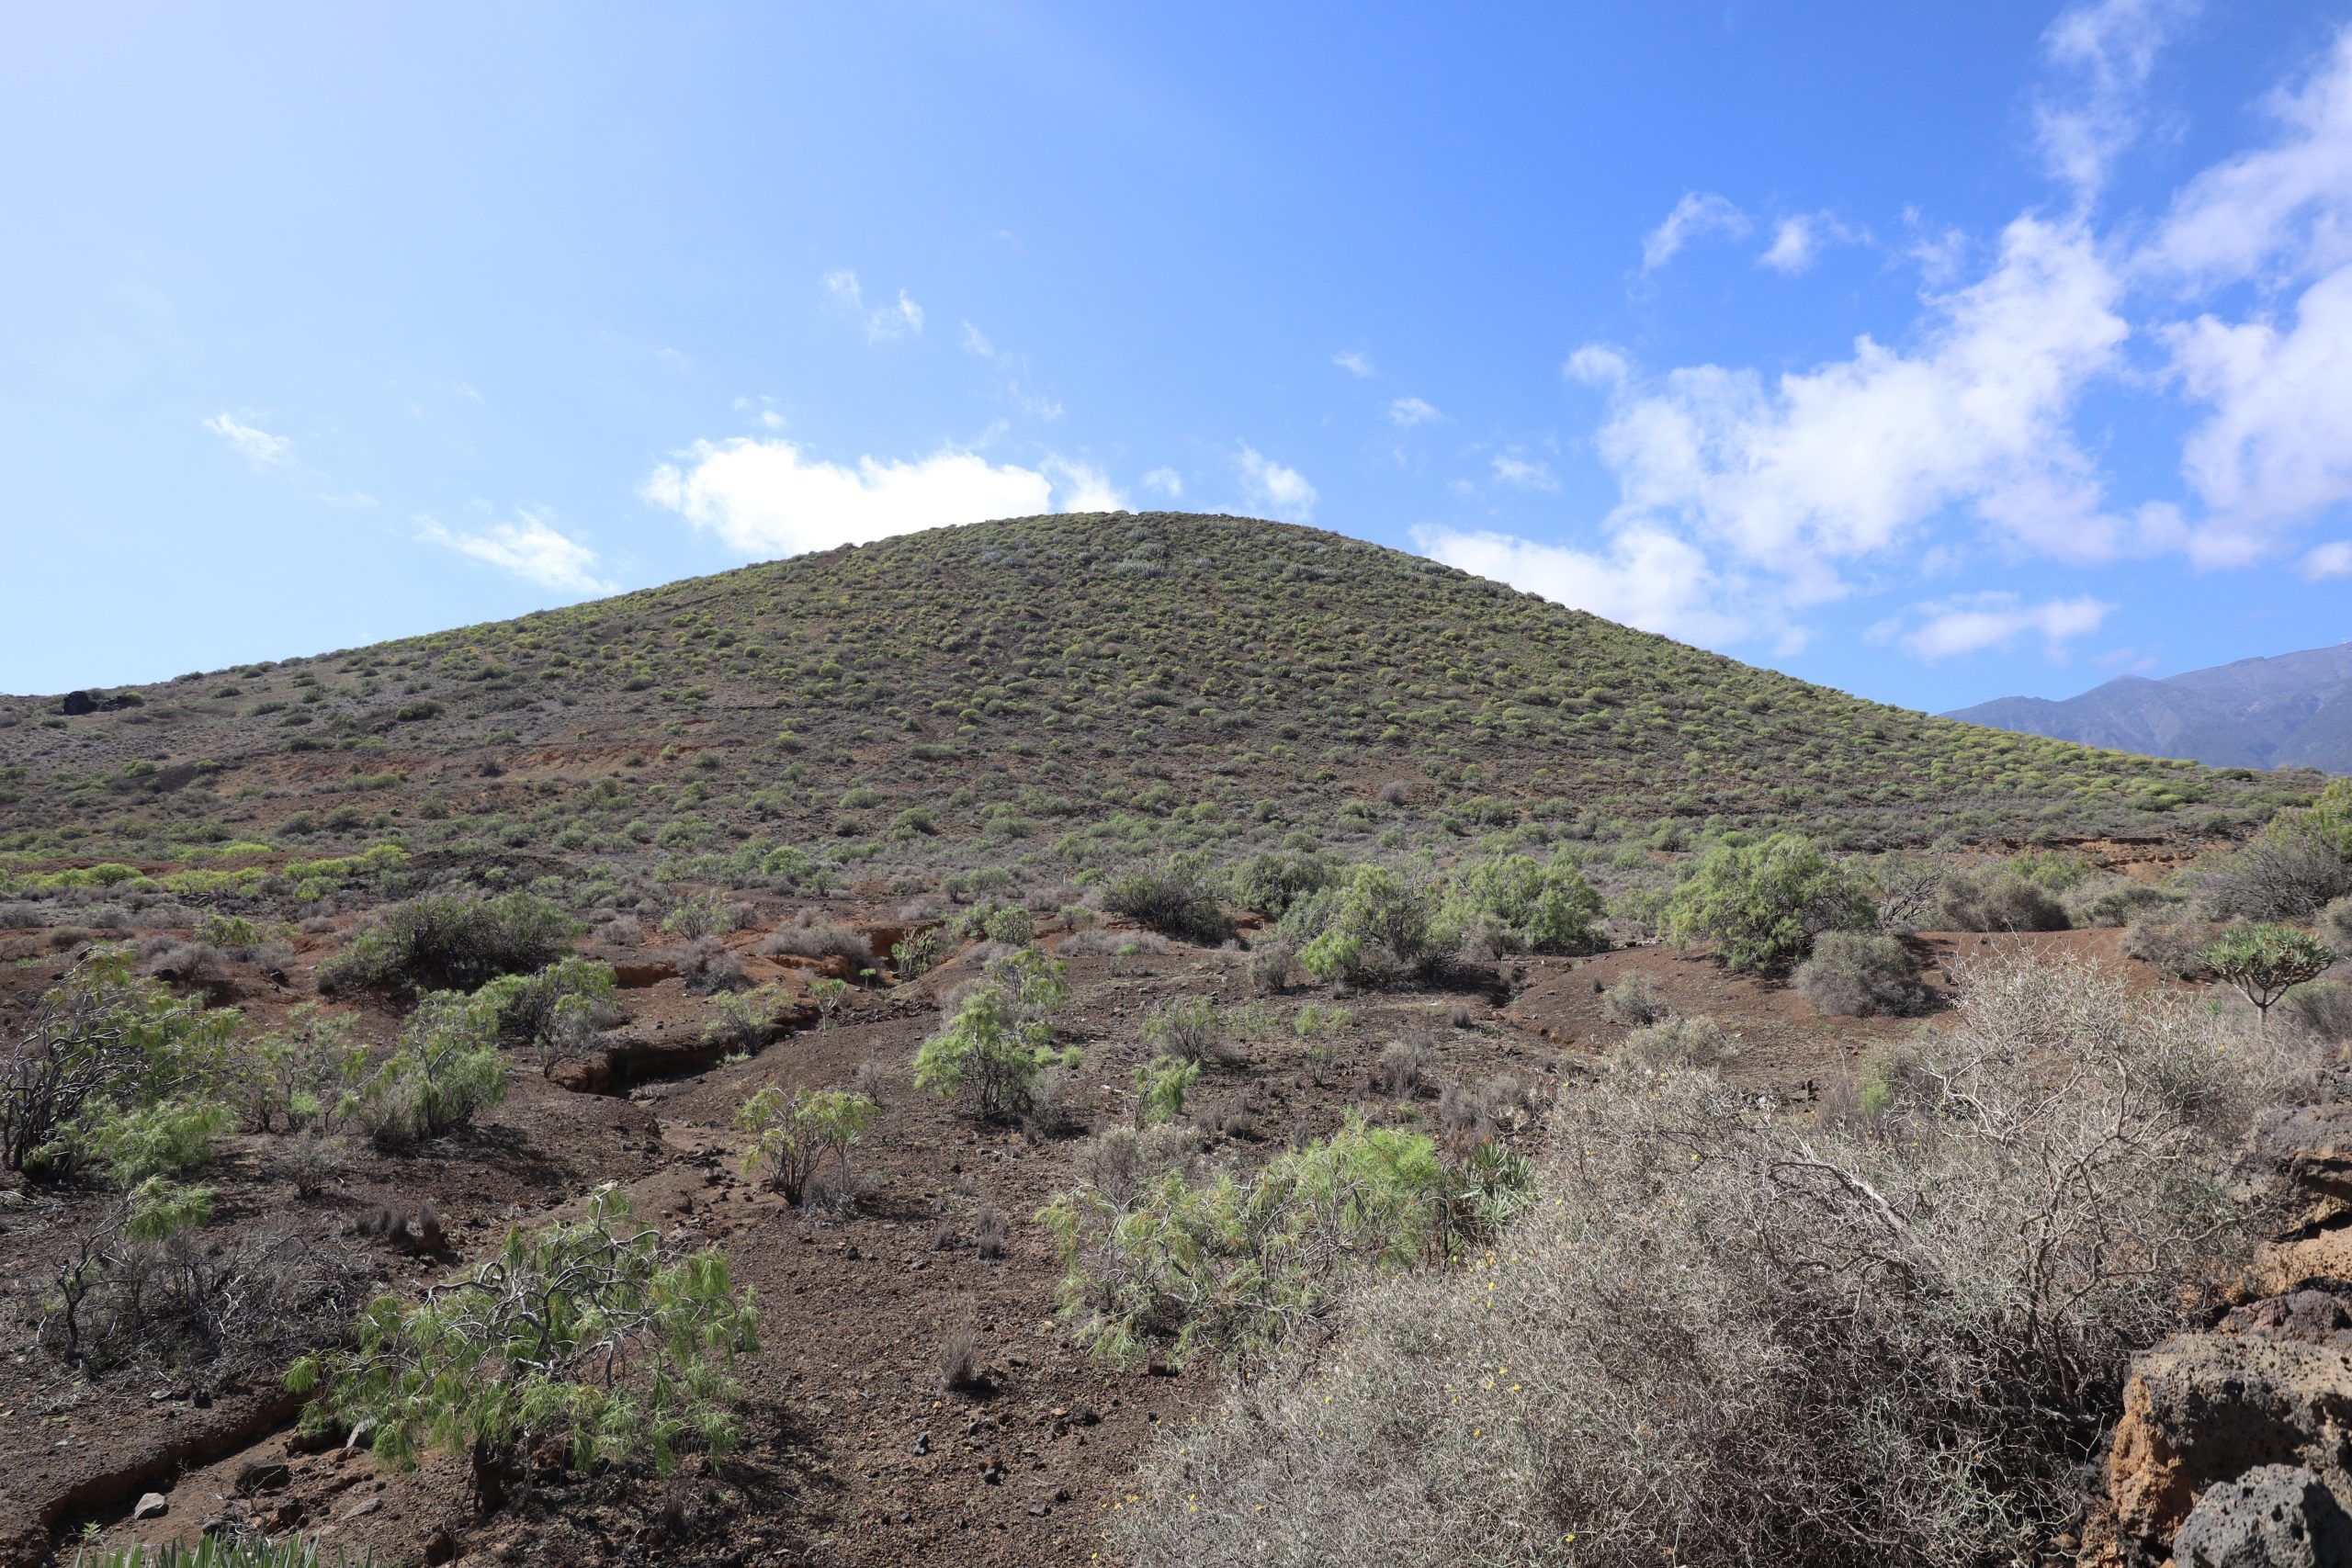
<box><xmin>316</xmin><ymin>892</ymin><xmax>581</xmax><ymax>998</ymax></box>
<box><xmin>737</xmin><ymin>1086</ymin><xmax>877</xmax><ymax>1205</ymax></box>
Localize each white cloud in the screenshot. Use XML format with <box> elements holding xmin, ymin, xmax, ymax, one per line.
<box><xmin>1332</xmin><ymin>349</ymin><xmax>1375</xmax><ymax>378</ymax></box>
<box><xmin>1564</xmin><ymin>344</ymin><xmax>1631</xmax><ymax>389</ymax></box>
<box><xmin>1387</xmin><ymin>396</ymin><xmax>1442</xmax><ymax>426</ymax></box>
<box><xmin>201</xmin><ymin>412</ymin><xmax>291</xmax><ymax>469</ymax></box>
<box><xmin>2035</xmin><ymin>0</ymin><xmax>2196</xmax><ymax>196</ymax></box>
<box><xmin>2145</xmin><ymin>27</ymin><xmax>2352</xmax><ymax>284</ymax></box>
<box><xmin>2302</xmin><ymin>540</ymin><xmax>2352</xmax><ymax>579</ymax></box>
<box><xmin>419</xmin><ymin>511</ymin><xmax>613</xmax><ymax>594</ymax></box>
<box><xmin>960</xmin><ymin>321</ymin><xmax>996</xmax><ymax>356</ymax></box>
<box><xmin>1042</xmin><ymin>457</ymin><xmax>1125</xmax><ymax>512</ymax></box>
<box><xmin>1490</xmin><ymin>453</ymin><xmax>1558</xmax><ymax>491</ymax></box>
<box><xmin>2167</xmin><ymin>266</ymin><xmax>2352</xmax><ymax>529</ymax></box>
<box><xmin>823</xmin><ymin>269</ymin><xmax>923</xmax><ymax>343</ymax></box>
<box><xmin>642</xmin><ymin>437</ymin><xmax>1121</xmax><ymax>558</ymax></box>
<box><xmin>1758</xmin><ymin>213</ymin><xmax>1863</xmax><ymax>275</ymax></box>
<box><xmin>1590</xmin><ymin>214</ymin><xmax>2130</xmax><ymax>580</ymax></box>
<box><xmin>1872</xmin><ymin>591</ymin><xmax>2114</xmax><ymax>660</ymax></box>
<box><xmin>1642</xmin><ymin>191</ymin><xmax>1750</xmax><ymax>270</ymax></box>
<box><xmin>1235</xmin><ymin>446</ymin><xmax>1317</xmax><ymax>522</ymax></box>
<box><xmin>1414</xmin><ymin>525</ymin><xmax>1757</xmax><ymax>648</ymax></box>
<box><xmin>1142</xmin><ymin>468</ymin><xmax>1183</xmax><ymax>498</ymax></box>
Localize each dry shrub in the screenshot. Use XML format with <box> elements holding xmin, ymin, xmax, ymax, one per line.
<box><xmin>758</xmin><ymin>922</ymin><xmax>873</xmax><ymax>965</ymax></box>
<box><xmin>2324</xmin><ymin>895</ymin><xmax>2352</xmax><ymax>951</ymax></box>
<box><xmin>1375</xmin><ymin>1040</ymin><xmax>1428</xmax><ymax>1096</ymax></box>
<box><xmin>2282</xmin><ymin>979</ymin><xmax>2352</xmax><ymax>1043</ymax></box>
<box><xmin>1599</xmin><ymin>975</ymin><xmax>1669</xmax><ymax>1027</ymax></box>
<box><xmin>679</xmin><ymin>936</ymin><xmax>746</xmax><ymax>994</ymax></box>
<box><xmin>1936</xmin><ymin>866</ymin><xmax>2070</xmax><ymax>931</ymax></box>
<box><xmin>1617</xmin><ymin>1013</ymin><xmax>1736</xmax><ymax>1070</ymax></box>
<box><xmin>1793</xmin><ymin>930</ymin><xmax>1919</xmax><ymax>1017</ymax></box>
<box><xmin>2121</xmin><ymin>914</ymin><xmax>2220</xmax><ymax>979</ymax></box>
<box><xmin>937</xmin><ymin>1326</ymin><xmax>984</xmax><ymax>1392</ymax></box>
<box><xmin>1060</xmin><ymin>928</ymin><xmax>1170</xmax><ymax>958</ymax></box>
<box><xmin>1124</xmin><ymin>953</ymin><xmax>2301</xmax><ymax>1568</ymax></box>
<box><xmin>975</xmin><ymin>1203</ymin><xmax>1009</xmax><ymax>1259</ymax></box>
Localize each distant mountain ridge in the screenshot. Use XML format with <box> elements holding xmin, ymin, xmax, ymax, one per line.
<box><xmin>1945</xmin><ymin>642</ymin><xmax>2352</xmax><ymax>772</ymax></box>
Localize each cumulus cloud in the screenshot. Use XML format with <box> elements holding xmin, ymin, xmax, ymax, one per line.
<box><xmin>1413</xmin><ymin>525</ymin><xmax>1758</xmax><ymax>648</ymax></box>
<box><xmin>2035</xmin><ymin>0</ymin><xmax>2198</xmax><ymax>197</ymax></box>
<box><xmin>1387</xmin><ymin>396</ymin><xmax>1442</xmax><ymax>426</ymax></box>
<box><xmin>1332</xmin><ymin>349</ymin><xmax>1375</xmax><ymax>378</ymax></box>
<box><xmin>824</xmin><ymin>269</ymin><xmax>923</xmax><ymax>343</ymax></box>
<box><xmin>1235</xmin><ymin>446</ymin><xmax>1317</xmax><ymax>522</ymax></box>
<box><xmin>1871</xmin><ymin>591</ymin><xmax>2115</xmax><ymax>660</ymax></box>
<box><xmin>641</xmin><ymin>438</ymin><xmax>1123</xmax><ymax>558</ymax></box>
<box><xmin>2167</xmin><ymin>267</ymin><xmax>2352</xmax><ymax>527</ymax></box>
<box><xmin>1592</xmin><ymin>214</ymin><xmax>2130</xmax><ymax>575</ymax></box>
<box><xmin>1642</xmin><ymin>192</ymin><xmax>1750</xmax><ymax>270</ymax></box>
<box><xmin>201</xmin><ymin>412</ymin><xmax>291</xmax><ymax>469</ymax></box>
<box><xmin>1142</xmin><ymin>468</ymin><xmax>1183</xmax><ymax>498</ymax></box>
<box><xmin>2145</xmin><ymin>27</ymin><xmax>2352</xmax><ymax>285</ymax></box>
<box><xmin>419</xmin><ymin>511</ymin><xmax>613</xmax><ymax>594</ymax></box>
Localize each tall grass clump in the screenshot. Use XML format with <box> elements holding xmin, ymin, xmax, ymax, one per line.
<box><xmin>1119</xmin><ymin>953</ymin><xmax>2309</xmax><ymax>1568</ymax></box>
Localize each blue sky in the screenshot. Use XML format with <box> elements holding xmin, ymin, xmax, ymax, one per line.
<box><xmin>5</xmin><ymin>1</ymin><xmax>2350</xmax><ymax>715</ymax></box>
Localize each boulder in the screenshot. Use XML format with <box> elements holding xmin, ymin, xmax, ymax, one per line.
<box><xmin>2109</xmin><ymin>1333</ymin><xmax>2352</xmax><ymax>1556</ymax></box>
<box><xmin>2172</xmin><ymin>1465</ymin><xmax>2352</xmax><ymax>1568</ymax></box>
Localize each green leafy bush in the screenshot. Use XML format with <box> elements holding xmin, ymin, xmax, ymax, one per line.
<box><xmin>2</xmin><ymin>948</ymin><xmax>236</xmax><ymax>1176</ymax></box>
<box><xmin>355</xmin><ymin>991</ymin><xmax>507</xmax><ymax>1145</ymax></box>
<box><xmin>1662</xmin><ymin>832</ymin><xmax>1873</xmax><ymax>973</ymax></box>
<box><xmin>1038</xmin><ymin>1117</ymin><xmax>1525</xmax><ymax>1368</ymax></box>
<box><xmin>317</xmin><ymin>893</ymin><xmax>582</xmax><ymax>998</ymax></box>
<box><xmin>1106</xmin><ymin>856</ymin><xmax>1236</xmax><ymax>945</ymax></box>
<box><xmin>471</xmin><ymin>955</ymin><xmax>621</xmax><ymax>1072</ymax></box>
<box><xmin>913</xmin><ymin>948</ymin><xmax>1077</xmax><ymax>1121</ymax></box>
<box><xmin>1132</xmin><ymin>1055</ymin><xmax>1200</xmax><ymax>1126</ymax></box>
<box><xmin>1281</xmin><ymin>864</ymin><xmax>1449</xmax><ymax>986</ymax></box>
<box><xmin>1141</xmin><ymin>995</ymin><xmax>1227</xmax><ymax>1065</ymax></box>
<box><xmin>1228</xmin><ymin>851</ymin><xmax>1335</xmax><ymax>918</ymax></box>
<box><xmin>291</xmin><ymin>1188</ymin><xmax>758</xmax><ymax>1503</ymax></box>
<box><xmin>232</xmin><ymin>1002</ymin><xmax>368</xmax><ymax>1133</ymax></box>
<box><xmin>736</xmin><ymin>1086</ymin><xmax>877</xmax><ymax>1204</ymax></box>
<box><xmin>1441</xmin><ymin>852</ymin><xmax>1605</xmax><ymax>956</ymax></box>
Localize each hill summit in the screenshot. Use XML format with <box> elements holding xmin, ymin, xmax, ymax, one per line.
<box><xmin>0</xmin><ymin>512</ymin><xmax>2288</xmax><ymax>869</ymax></box>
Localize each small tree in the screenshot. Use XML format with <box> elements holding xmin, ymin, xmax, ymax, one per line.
<box><xmin>737</xmin><ymin>1086</ymin><xmax>877</xmax><ymax>1204</ymax></box>
<box><xmin>808</xmin><ymin>976</ymin><xmax>852</xmax><ymax>1029</ymax></box>
<box><xmin>291</xmin><ymin>1187</ymin><xmax>758</xmax><ymax>1509</ymax></box>
<box><xmin>1662</xmin><ymin>833</ymin><xmax>1874</xmax><ymax>974</ymax></box>
<box><xmin>233</xmin><ymin>1001</ymin><xmax>368</xmax><ymax>1132</ymax></box>
<box><xmin>914</xmin><ymin>949</ymin><xmax>1077</xmax><ymax>1121</ymax></box>
<box><xmin>2201</xmin><ymin>922</ymin><xmax>2338</xmax><ymax>1026</ymax></box>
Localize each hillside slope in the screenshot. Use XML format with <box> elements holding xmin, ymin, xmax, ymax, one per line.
<box><xmin>0</xmin><ymin>513</ymin><xmax>2297</xmax><ymax>875</ymax></box>
<box><xmin>1947</xmin><ymin>642</ymin><xmax>2352</xmax><ymax>773</ymax></box>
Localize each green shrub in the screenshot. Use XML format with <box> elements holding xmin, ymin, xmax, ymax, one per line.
<box><xmin>95</xmin><ymin>1098</ymin><xmax>232</xmax><ymax>1184</ymax></box>
<box><xmin>1282</xmin><ymin>864</ymin><xmax>1449</xmax><ymax>985</ymax></box>
<box><xmin>1106</xmin><ymin>856</ymin><xmax>1236</xmax><ymax>945</ymax></box>
<box><xmin>74</xmin><ymin>1535</ymin><xmax>381</xmax><ymax>1566</ymax></box>
<box><xmin>1228</xmin><ymin>851</ymin><xmax>1335</xmax><ymax>918</ymax></box>
<box><xmin>2</xmin><ymin>948</ymin><xmax>237</xmax><ymax>1175</ymax></box>
<box><xmin>660</xmin><ymin>890</ymin><xmax>739</xmax><ymax>939</ymax></box>
<box><xmin>1662</xmin><ymin>833</ymin><xmax>1873</xmax><ymax>973</ymax></box>
<box><xmin>471</xmin><ymin>956</ymin><xmax>621</xmax><ymax>1072</ymax></box>
<box><xmin>317</xmin><ymin>893</ymin><xmax>581</xmax><ymax>998</ymax></box>
<box><xmin>912</xmin><ymin>948</ymin><xmax>1078</xmax><ymax>1121</ymax></box>
<box><xmin>890</xmin><ymin>925</ymin><xmax>950</xmax><ymax>978</ymax></box>
<box><xmin>1132</xmin><ymin>1055</ymin><xmax>1200</xmax><ymax>1126</ymax></box>
<box><xmin>1141</xmin><ymin>995</ymin><xmax>1227</xmax><ymax>1065</ymax></box>
<box><xmin>1441</xmin><ymin>853</ymin><xmax>1605</xmax><ymax>956</ymax></box>
<box><xmin>355</xmin><ymin>991</ymin><xmax>507</xmax><ymax>1145</ymax></box>
<box><xmin>736</xmin><ymin>1086</ymin><xmax>877</xmax><ymax>1204</ymax></box>
<box><xmin>1037</xmin><ymin>1117</ymin><xmax>1525</xmax><ymax>1368</ymax></box>
<box><xmin>291</xmin><ymin>1188</ymin><xmax>757</xmax><ymax>1501</ymax></box>
<box><xmin>232</xmin><ymin>1002</ymin><xmax>368</xmax><ymax>1133</ymax></box>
